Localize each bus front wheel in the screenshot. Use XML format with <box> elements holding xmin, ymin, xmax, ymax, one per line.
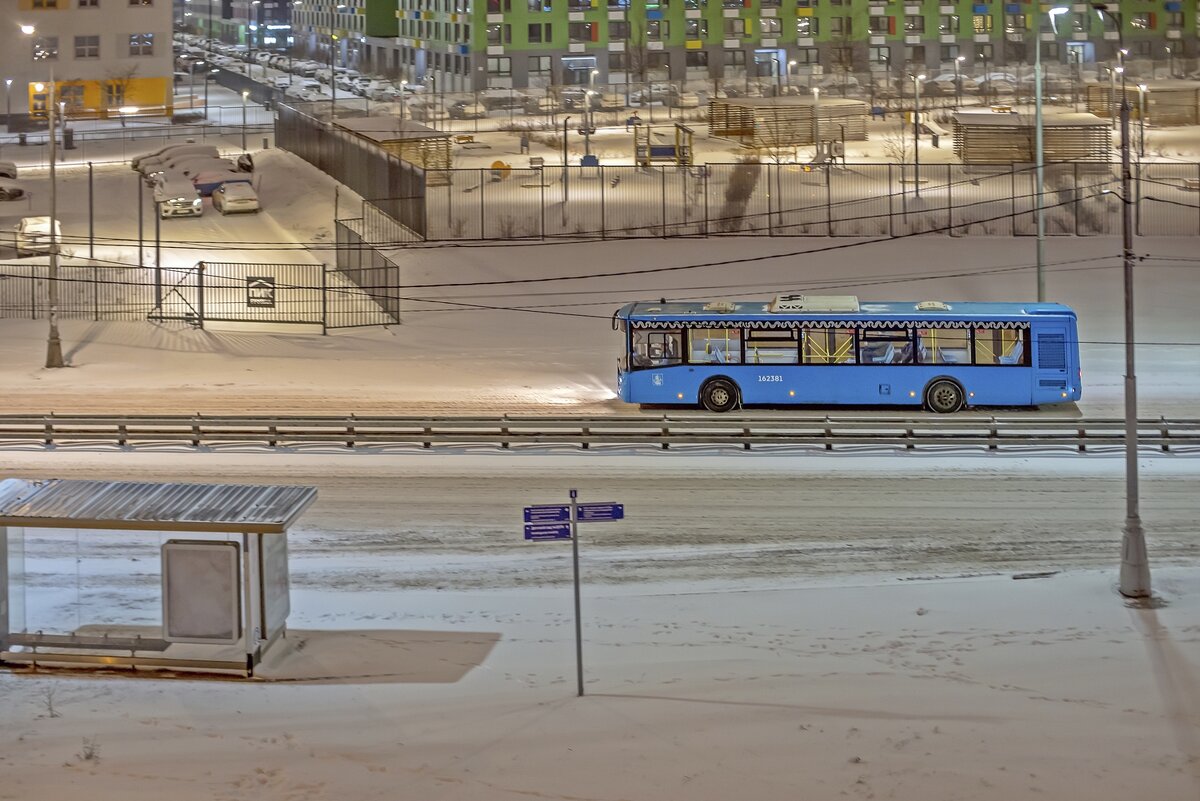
<box><xmin>924</xmin><ymin>379</ymin><xmax>965</xmax><ymax>413</ymax></box>
<box><xmin>700</xmin><ymin>379</ymin><xmax>739</xmax><ymax>413</ymax></box>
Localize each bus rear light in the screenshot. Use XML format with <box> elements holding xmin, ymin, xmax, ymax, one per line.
<box><xmin>677</xmin><ymin>393</ymin><xmax>684</xmax><ymax>399</ymax></box>
<box><xmin>788</xmin><ymin>390</ymin><xmax>795</xmax><ymax>397</ymax></box>
<box><xmin>908</xmin><ymin>391</ymin><xmax>916</xmax><ymax>397</ymax></box>
<box><xmin>969</xmin><ymin>392</ymin><xmax>975</xmax><ymax>398</ymax></box>
<box><xmin>1062</xmin><ymin>392</ymin><xmax>1068</xmax><ymax>398</ymax></box>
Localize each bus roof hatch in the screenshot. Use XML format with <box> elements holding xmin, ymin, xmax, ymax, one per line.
<box><xmin>770</xmin><ymin>294</ymin><xmax>860</xmax><ymax>313</ymax></box>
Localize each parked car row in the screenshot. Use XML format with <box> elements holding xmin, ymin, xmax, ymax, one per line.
<box><xmin>132</xmin><ymin>142</ymin><xmax>260</xmax><ymax>218</ymax></box>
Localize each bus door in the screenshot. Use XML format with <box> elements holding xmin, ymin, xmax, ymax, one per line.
<box><xmin>1032</xmin><ymin>322</ymin><xmax>1070</xmax><ymax>400</ymax></box>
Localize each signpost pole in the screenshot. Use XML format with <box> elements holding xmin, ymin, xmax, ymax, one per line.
<box><xmin>570</xmin><ymin>488</ymin><xmax>583</xmax><ymax>697</ymax></box>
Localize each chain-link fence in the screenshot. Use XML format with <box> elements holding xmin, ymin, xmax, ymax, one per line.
<box><xmin>1</xmin><ymin>259</ymin><xmax>398</xmax><ymax>332</ymax></box>
<box><xmin>406</xmin><ymin>161</ymin><xmax>1199</xmax><ymax>241</ymax></box>
<box><xmin>276</xmin><ymin>101</ymin><xmax>427</xmax><ymax>237</ymax></box>
<box><xmin>0</xmin><ymin>262</ymin><xmax>151</xmax><ymax>321</ymax></box>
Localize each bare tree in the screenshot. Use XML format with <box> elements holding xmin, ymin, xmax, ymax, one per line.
<box><xmin>880</xmin><ymin>124</ymin><xmax>912</xmax><ymax>163</ymax></box>
<box><xmin>104</xmin><ymin>65</ymin><xmax>140</xmax><ymax>125</ymax></box>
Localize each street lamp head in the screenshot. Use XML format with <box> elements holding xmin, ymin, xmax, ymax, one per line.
<box><xmin>20</xmin><ymin>24</ymin><xmax>36</xmax><ymax>35</ymax></box>
<box><xmin>956</xmin><ymin>55</ymin><xmax>965</xmax><ymax>62</ymax></box>
<box><xmin>1137</xmin><ymin>83</ymin><xmax>1147</xmax><ymax>91</ymax></box>
<box><xmin>915</xmin><ymin>73</ymin><xmax>926</xmax><ymax>81</ymax></box>
<box><xmin>33</xmin><ymin>82</ymin><xmax>45</xmax><ymax>92</ymax></box>
<box><xmin>117</xmin><ymin>106</ymin><xmax>138</xmax><ymax>114</ymax></box>
<box><xmin>1115</xmin><ymin>65</ymin><xmax>1124</xmax><ymax>74</ymax></box>
<box><xmin>242</xmin><ymin>90</ymin><xmax>249</xmax><ymax>99</ymax></box>
<box><xmin>1119</xmin><ymin>48</ymin><xmax>1128</xmax><ymax>56</ymax></box>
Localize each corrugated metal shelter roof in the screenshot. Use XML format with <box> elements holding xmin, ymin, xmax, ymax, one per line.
<box><xmin>0</xmin><ymin>479</ymin><xmax>317</xmax><ymax>534</ymax></box>
<box><xmin>333</xmin><ymin>116</ymin><xmax>449</xmax><ymax>143</ymax></box>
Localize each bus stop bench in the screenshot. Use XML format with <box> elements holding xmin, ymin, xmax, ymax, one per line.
<box><xmin>6</xmin><ymin>632</ymin><xmax>170</xmax><ymax>652</ymax></box>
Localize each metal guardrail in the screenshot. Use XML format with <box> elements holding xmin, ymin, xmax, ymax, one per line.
<box><xmin>0</xmin><ymin>414</ymin><xmax>1196</xmax><ymax>453</ymax></box>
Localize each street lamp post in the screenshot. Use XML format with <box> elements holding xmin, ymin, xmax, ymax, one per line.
<box><xmin>1137</xmin><ymin>83</ymin><xmax>1147</xmax><ymax>159</ymax></box>
<box><xmin>954</xmin><ymin>55</ymin><xmax>964</xmax><ymax>107</ymax></box>
<box><xmin>24</xmin><ymin>25</ymin><xmax>64</xmax><ymax>368</ymax></box>
<box><xmin>812</xmin><ymin>86</ymin><xmax>820</xmax><ymax>158</ymax></box>
<box><xmin>1093</xmin><ymin>2</ymin><xmax>1149</xmax><ymax>599</ymax></box>
<box><xmin>399</xmin><ymin>80</ymin><xmax>407</xmax><ymax>121</ymax></box>
<box><xmin>911</xmin><ymin>73</ymin><xmax>924</xmax><ymax>197</ymax></box>
<box><xmin>561</xmin><ymin>115</ymin><xmax>571</xmax><ymax>226</ymax></box>
<box><xmin>241</xmin><ymin>90</ymin><xmax>248</xmax><ymax>149</ymax></box>
<box><xmin>329</xmin><ymin>33</ymin><xmax>339</xmax><ymax>114</ymax></box>
<box><xmin>4</xmin><ymin>79</ymin><xmax>12</xmax><ymax>131</ymax></box>
<box><xmin>1108</xmin><ymin>65</ymin><xmax>1118</xmax><ymax>130</ymax></box>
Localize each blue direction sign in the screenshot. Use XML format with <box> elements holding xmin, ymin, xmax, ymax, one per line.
<box><xmin>524</xmin><ymin>522</ymin><xmax>573</xmax><ymax>541</ymax></box>
<box><xmin>576</xmin><ymin>503</ymin><xmax>624</xmax><ymax>522</ymax></box>
<box><xmin>524</xmin><ymin>505</ymin><xmax>570</xmax><ymax>523</ymax></box>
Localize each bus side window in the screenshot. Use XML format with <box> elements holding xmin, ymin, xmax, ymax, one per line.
<box><xmin>974</xmin><ymin>328</ymin><xmax>1026</xmax><ymax>365</ymax></box>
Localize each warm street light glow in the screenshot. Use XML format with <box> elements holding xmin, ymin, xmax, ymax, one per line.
<box><xmin>117</xmin><ymin>106</ymin><xmax>139</xmax><ymax>114</ymax></box>
<box><xmin>33</xmin><ymin>82</ymin><xmax>45</xmax><ymax>92</ymax></box>
<box><xmin>20</xmin><ymin>24</ymin><xmax>35</xmax><ymax>35</ymax></box>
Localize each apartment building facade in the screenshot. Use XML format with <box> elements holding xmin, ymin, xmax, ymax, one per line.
<box><xmin>183</xmin><ymin>0</ymin><xmax>295</xmax><ymax>49</ymax></box>
<box><xmin>3</xmin><ymin>0</ymin><xmax>173</xmax><ymax>119</ymax></box>
<box><xmin>301</xmin><ymin>0</ymin><xmax>1199</xmax><ymax>93</ymax></box>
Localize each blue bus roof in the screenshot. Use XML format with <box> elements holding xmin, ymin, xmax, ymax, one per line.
<box><xmin>617</xmin><ymin>300</ymin><xmax>1076</xmax><ymax>323</ymax></box>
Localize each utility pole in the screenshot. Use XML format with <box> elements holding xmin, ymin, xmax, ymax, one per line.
<box><xmin>1034</xmin><ymin>6</ymin><xmax>1046</xmax><ymax>302</ymax></box>
<box><xmin>1093</xmin><ymin>2</ymin><xmax>1149</xmax><ymax>599</ymax></box>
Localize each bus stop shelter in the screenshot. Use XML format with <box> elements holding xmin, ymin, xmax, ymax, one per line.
<box><xmin>0</xmin><ymin>478</ymin><xmax>316</xmax><ymax>677</ymax></box>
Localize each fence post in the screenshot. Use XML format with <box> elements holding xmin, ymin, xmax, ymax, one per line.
<box><xmin>88</xmin><ymin>161</ymin><xmax>94</xmax><ymax>260</ymax></box>
<box><xmin>540</xmin><ymin>168</ymin><xmax>546</xmax><ymax>240</ymax></box>
<box><xmin>766</xmin><ymin>164</ymin><xmax>774</xmax><ymax>237</ymax></box>
<box><xmin>887</xmin><ymin>164</ymin><xmax>895</xmax><ymax>237</ymax></box>
<box><xmin>31</xmin><ymin>268</ymin><xmax>38</xmax><ymax>320</ymax></box>
<box><xmin>1010</xmin><ymin>166</ymin><xmax>1017</xmax><ymax>237</ymax></box>
<box><xmin>93</xmin><ymin>263</ymin><xmax>99</xmax><ymax>321</ymax></box>
<box><xmin>321</xmin><ymin>266</ymin><xmax>328</xmax><ymax>335</ymax></box>
<box><xmin>480</xmin><ymin>168</ymin><xmax>486</xmax><ymax>239</ymax></box>
<box><xmin>1075</xmin><ymin>162</ymin><xmax>1083</xmax><ymax>236</ymax></box>
<box><xmin>197</xmin><ymin>261</ymin><xmax>206</xmax><ymax>330</ymax></box>
<box><xmin>600</xmin><ymin>165</ymin><xmax>606</xmax><ymax>239</ymax></box>
<box><xmin>945</xmin><ymin>165</ymin><xmax>952</xmax><ymax>233</ymax></box>
<box><xmin>661</xmin><ymin>168</ymin><xmax>667</xmax><ymax>237</ymax></box>
<box><xmin>1135</xmin><ymin>162</ymin><xmax>1142</xmax><ymax>236</ymax></box>
<box><xmin>825</xmin><ymin>164</ymin><xmax>833</xmax><ymax>236</ymax></box>
<box><xmin>703</xmin><ymin>167</ymin><xmax>710</xmax><ymax>236</ymax></box>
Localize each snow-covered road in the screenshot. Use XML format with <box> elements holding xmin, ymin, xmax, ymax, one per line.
<box><xmin>3</xmin><ymin>451</ymin><xmax>1196</xmax><ymax>593</ymax></box>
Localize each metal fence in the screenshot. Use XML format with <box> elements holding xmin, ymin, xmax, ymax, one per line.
<box><xmin>333</xmin><ymin>207</ymin><xmax>414</xmax><ymax>328</ymax></box>
<box><xmin>0</xmin><ymin>262</ymin><xmax>151</xmax><ymax>321</ymax></box>
<box><xmin>275</xmin><ymin>101</ymin><xmax>427</xmax><ymax>237</ymax></box>
<box><xmin>1</xmin><ymin>260</ymin><xmax>397</xmax><ymax>332</ymax></box>
<box><xmin>0</xmin><ymin>413</ymin><xmax>1195</xmax><ymax>454</ymax></box>
<box><xmin>399</xmin><ymin>161</ymin><xmax>1200</xmax><ymax>241</ymax></box>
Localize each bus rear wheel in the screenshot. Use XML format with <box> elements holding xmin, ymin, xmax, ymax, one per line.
<box><xmin>700</xmin><ymin>379</ymin><xmax>739</xmax><ymax>413</ymax></box>
<box><xmin>924</xmin><ymin>379</ymin><xmax>965</xmax><ymax>414</ymax></box>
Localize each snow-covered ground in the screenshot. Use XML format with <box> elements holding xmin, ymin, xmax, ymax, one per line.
<box><xmin>0</xmin><ymin>450</ymin><xmax>1198</xmax><ymax>801</ymax></box>
<box><xmin>1</xmin><ymin>133</ymin><xmax>1198</xmax><ymax>800</ymax></box>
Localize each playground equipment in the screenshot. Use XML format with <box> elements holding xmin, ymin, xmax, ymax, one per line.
<box><xmin>634</xmin><ymin>122</ymin><xmax>694</xmax><ymax>169</ymax></box>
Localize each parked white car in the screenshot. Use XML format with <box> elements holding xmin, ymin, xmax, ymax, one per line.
<box><xmin>14</xmin><ymin>216</ymin><xmax>72</xmax><ymax>257</ymax></box>
<box><xmin>212</xmin><ymin>182</ymin><xmax>260</xmax><ymax>215</ymax></box>
<box><xmin>0</xmin><ymin>160</ymin><xmax>18</xmax><ymax>180</ymax></box>
<box><xmin>153</xmin><ymin>176</ymin><xmax>204</xmax><ymax>219</ymax></box>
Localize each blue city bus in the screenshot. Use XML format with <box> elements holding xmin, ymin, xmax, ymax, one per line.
<box><xmin>613</xmin><ymin>294</ymin><xmax>1081</xmax><ymax>413</ymax></box>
